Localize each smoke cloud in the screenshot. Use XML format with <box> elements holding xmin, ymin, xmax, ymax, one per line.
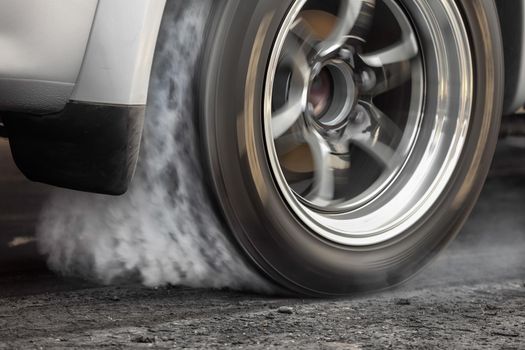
<box><xmin>36</xmin><ymin>0</ymin><xmax>271</xmax><ymax>292</ymax></box>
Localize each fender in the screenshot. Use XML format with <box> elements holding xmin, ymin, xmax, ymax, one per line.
<box><xmin>0</xmin><ymin>0</ymin><xmax>98</xmax><ymax>114</ymax></box>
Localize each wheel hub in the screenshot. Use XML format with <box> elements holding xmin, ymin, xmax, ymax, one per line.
<box><xmin>308</xmin><ymin>58</ymin><xmax>357</xmax><ymax>132</ymax></box>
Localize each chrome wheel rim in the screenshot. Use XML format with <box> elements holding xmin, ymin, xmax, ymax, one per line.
<box><xmin>264</xmin><ymin>0</ymin><xmax>473</xmax><ymax>246</ymax></box>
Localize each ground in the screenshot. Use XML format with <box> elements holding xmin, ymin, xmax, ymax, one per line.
<box><xmin>0</xmin><ymin>139</ymin><xmax>523</xmax><ymax>349</ymax></box>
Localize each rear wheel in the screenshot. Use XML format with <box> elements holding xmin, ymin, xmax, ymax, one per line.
<box><xmin>200</xmin><ymin>0</ymin><xmax>503</xmax><ymax>296</ymax></box>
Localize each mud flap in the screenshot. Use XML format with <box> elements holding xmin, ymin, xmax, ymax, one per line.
<box><xmin>3</xmin><ymin>102</ymin><xmax>145</xmax><ymax>195</ymax></box>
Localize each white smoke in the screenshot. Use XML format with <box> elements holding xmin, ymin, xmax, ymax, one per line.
<box><xmin>37</xmin><ymin>0</ymin><xmax>272</xmax><ymax>292</ymax></box>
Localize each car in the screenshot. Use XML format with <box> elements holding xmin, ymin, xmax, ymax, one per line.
<box><xmin>0</xmin><ymin>0</ymin><xmax>521</xmax><ymax>296</ymax></box>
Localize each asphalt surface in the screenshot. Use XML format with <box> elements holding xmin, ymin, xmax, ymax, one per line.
<box><xmin>0</xmin><ymin>137</ymin><xmax>524</xmax><ymax>349</ymax></box>
<box><xmin>0</xmin><ymin>139</ymin><xmax>50</xmax><ymax>274</ymax></box>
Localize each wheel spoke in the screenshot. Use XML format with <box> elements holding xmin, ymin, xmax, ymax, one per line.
<box><xmin>273</xmin><ymin>38</ymin><xmax>311</xmax><ymax>139</ymax></box>
<box><xmin>280</xmin><ymin>36</ymin><xmax>311</xmax><ymax>79</ymax></box>
<box><xmin>272</xmin><ymin>94</ymin><xmax>304</xmax><ymax>139</ymax></box>
<box><xmin>303</xmin><ymin>131</ymin><xmax>340</xmax><ymax>203</ymax></box>
<box><xmin>359</xmin><ymin>33</ymin><xmax>418</xmax><ymax>67</ymax></box>
<box><xmin>346</xmin><ymin>103</ymin><xmax>402</xmax><ymax>169</ymax></box>
<box><xmin>317</xmin><ymin>0</ymin><xmax>376</xmax><ymax>57</ymax></box>
<box><xmin>363</xmin><ymin>60</ymin><xmax>412</xmax><ymax>96</ymax></box>
<box><xmin>359</xmin><ymin>1</ymin><xmax>418</xmax><ymax>67</ymax></box>
<box><xmin>289</xmin><ymin>17</ymin><xmax>319</xmax><ymax>53</ymax></box>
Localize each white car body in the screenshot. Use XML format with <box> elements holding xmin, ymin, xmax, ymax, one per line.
<box><xmin>0</xmin><ymin>0</ymin><xmax>166</xmax><ymax>113</ymax></box>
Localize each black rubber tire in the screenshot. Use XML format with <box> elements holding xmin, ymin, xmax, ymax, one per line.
<box><xmin>199</xmin><ymin>0</ymin><xmax>504</xmax><ymax>296</ymax></box>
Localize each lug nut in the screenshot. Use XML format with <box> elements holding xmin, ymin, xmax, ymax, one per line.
<box><xmin>339</xmin><ymin>48</ymin><xmax>355</xmax><ymax>67</ymax></box>
<box><xmin>361</xmin><ymin>70</ymin><xmax>376</xmax><ymax>92</ymax></box>
<box><xmin>339</xmin><ymin>48</ymin><xmax>353</xmax><ymax>60</ymax></box>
